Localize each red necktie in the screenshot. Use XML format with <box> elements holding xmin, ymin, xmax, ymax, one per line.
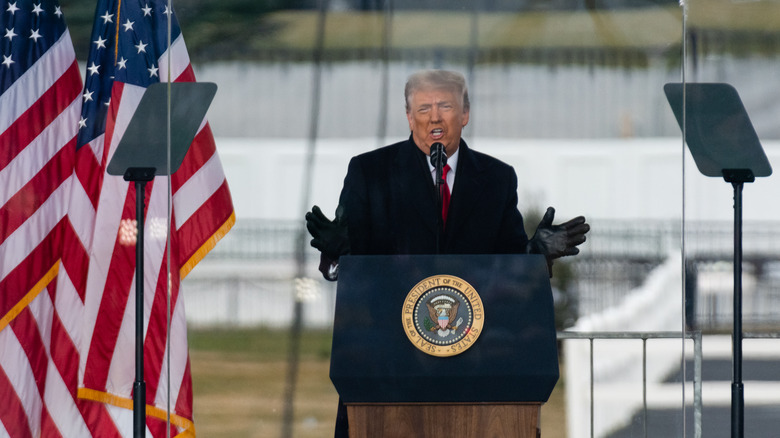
<box><xmin>441</xmin><ymin>164</ymin><xmax>451</xmax><ymax>226</ymax></box>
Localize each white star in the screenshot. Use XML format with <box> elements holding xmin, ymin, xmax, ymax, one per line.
<box><xmin>29</xmin><ymin>29</ymin><xmax>42</xmax><ymax>42</ymax></box>
<box><xmin>6</xmin><ymin>2</ymin><xmax>19</xmax><ymax>14</ymax></box>
<box><xmin>117</xmin><ymin>56</ymin><xmax>127</xmax><ymax>69</ymax></box>
<box><xmin>83</xmin><ymin>90</ymin><xmax>94</xmax><ymax>102</ymax></box>
<box><xmin>87</xmin><ymin>62</ymin><xmax>100</xmax><ymax>76</ymax></box>
<box><xmin>4</xmin><ymin>28</ymin><xmax>16</xmax><ymax>41</ymax></box>
<box><xmin>2</xmin><ymin>55</ymin><xmax>13</xmax><ymax>68</ymax></box>
<box><xmin>94</xmin><ymin>36</ymin><xmax>107</xmax><ymax>49</ymax></box>
<box><xmin>101</xmin><ymin>11</ymin><xmax>113</xmax><ymax>24</ymax></box>
<box><xmin>135</xmin><ymin>40</ymin><xmax>147</xmax><ymax>54</ymax></box>
<box><xmin>148</xmin><ymin>65</ymin><xmax>158</xmax><ymax>78</ymax></box>
<box><xmin>31</xmin><ymin>3</ymin><xmax>43</xmax><ymax>15</ymax></box>
<box><xmin>104</xmin><ymin>98</ymin><xmax>111</xmax><ymax>107</ymax></box>
<box><xmin>163</xmin><ymin>5</ymin><xmax>172</xmax><ymax>16</ymax></box>
<box><xmin>78</xmin><ymin>117</ymin><xmax>87</xmax><ymax>129</ymax></box>
<box><xmin>122</xmin><ymin>19</ymin><xmax>134</xmax><ymax>32</ymax></box>
<box><xmin>54</xmin><ymin>6</ymin><xmax>62</xmax><ymax>17</ymax></box>
<box><xmin>142</xmin><ymin>4</ymin><xmax>152</xmax><ymax>16</ymax></box>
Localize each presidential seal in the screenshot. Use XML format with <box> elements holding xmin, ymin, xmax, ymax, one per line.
<box><xmin>402</xmin><ymin>274</ymin><xmax>484</xmax><ymax>357</ymax></box>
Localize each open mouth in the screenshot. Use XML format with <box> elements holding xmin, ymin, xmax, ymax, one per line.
<box><xmin>431</xmin><ymin>128</ymin><xmax>443</xmax><ymax>140</ymax></box>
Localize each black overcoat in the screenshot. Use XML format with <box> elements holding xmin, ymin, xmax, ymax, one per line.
<box><xmin>338</xmin><ymin>136</ymin><xmax>529</xmax><ymax>255</ymax></box>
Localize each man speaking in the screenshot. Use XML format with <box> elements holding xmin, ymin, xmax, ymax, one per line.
<box><xmin>306</xmin><ymin>69</ymin><xmax>589</xmax><ymax>436</ymax></box>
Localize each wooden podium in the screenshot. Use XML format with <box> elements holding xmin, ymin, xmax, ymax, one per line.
<box><xmin>347</xmin><ymin>403</ymin><xmax>540</xmax><ymax>438</ymax></box>
<box><xmin>331</xmin><ymin>254</ymin><xmax>558</xmax><ymax>438</ymax></box>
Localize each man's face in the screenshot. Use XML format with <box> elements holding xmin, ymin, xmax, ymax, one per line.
<box><xmin>406</xmin><ymin>88</ymin><xmax>469</xmax><ymax>157</ymax></box>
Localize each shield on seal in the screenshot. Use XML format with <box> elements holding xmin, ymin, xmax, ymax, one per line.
<box><xmin>427</xmin><ymin>295</ymin><xmax>459</xmax><ymax>331</ymax></box>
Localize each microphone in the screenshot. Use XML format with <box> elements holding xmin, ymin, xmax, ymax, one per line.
<box><xmin>429</xmin><ymin>142</ymin><xmax>447</xmax><ymax>172</ymax></box>
<box><xmin>429</xmin><ymin>142</ymin><xmax>447</xmax><ymax>188</ymax></box>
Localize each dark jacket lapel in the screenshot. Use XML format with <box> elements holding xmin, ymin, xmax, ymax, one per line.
<box><xmin>391</xmin><ymin>138</ymin><xmax>439</xmax><ymax>238</ymax></box>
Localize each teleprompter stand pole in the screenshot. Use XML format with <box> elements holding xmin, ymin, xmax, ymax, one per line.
<box><xmin>125</xmin><ymin>167</ymin><xmax>156</xmax><ymax>438</ymax></box>
<box><xmin>724</xmin><ymin>169</ymin><xmax>753</xmax><ymax>438</ymax></box>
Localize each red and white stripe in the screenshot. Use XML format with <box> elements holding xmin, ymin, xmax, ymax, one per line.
<box><xmin>0</xmin><ymin>30</ymin><xmax>87</xmax><ymax>438</ymax></box>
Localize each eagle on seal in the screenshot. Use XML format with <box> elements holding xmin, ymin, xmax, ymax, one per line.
<box><xmin>426</xmin><ymin>295</ymin><xmax>460</xmax><ymax>331</ymax></box>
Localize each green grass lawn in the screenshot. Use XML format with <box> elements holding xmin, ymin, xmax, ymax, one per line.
<box><xmin>189</xmin><ymin>328</ymin><xmax>337</xmax><ymax>437</ymax></box>
<box><xmin>188</xmin><ymin>327</ymin><xmax>566</xmax><ymax>437</ymax></box>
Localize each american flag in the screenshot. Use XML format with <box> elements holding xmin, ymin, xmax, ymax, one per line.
<box><xmin>66</xmin><ymin>0</ymin><xmax>235</xmax><ymax>435</ymax></box>
<box><xmin>2</xmin><ymin>0</ymin><xmax>235</xmax><ymax>435</ymax></box>
<box><xmin>1</xmin><ymin>0</ymin><xmax>84</xmax><ymax>436</ymax></box>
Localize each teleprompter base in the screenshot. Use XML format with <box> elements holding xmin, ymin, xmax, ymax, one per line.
<box><xmin>346</xmin><ymin>403</ymin><xmax>541</xmax><ymax>438</ymax></box>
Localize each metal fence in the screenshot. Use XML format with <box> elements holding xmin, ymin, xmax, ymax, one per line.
<box><xmin>196</xmin><ymin>218</ymin><xmax>780</xmax><ymax>328</ymax></box>
<box><xmin>560</xmin><ymin>331</ymin><xmax>780</xmax><ymax>438</ymax></box>
<box><xmin>559</xmin><ymin>330</ymin><xmax>702</xmax><ymax>438</ymax></box>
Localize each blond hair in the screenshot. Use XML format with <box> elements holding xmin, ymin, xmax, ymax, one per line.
<box><xmin>404</xmin><ymin>70</ymin><xmax>470</xmax><ymax>113</ymax></box>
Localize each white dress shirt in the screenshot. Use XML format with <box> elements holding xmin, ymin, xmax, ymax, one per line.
<box><xmin>426</xmin><ymin>146</ymin><xmax>459</xmax><ymax>194</ymax></box>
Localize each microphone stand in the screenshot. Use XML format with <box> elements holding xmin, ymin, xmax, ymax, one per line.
<box><xmin>430</xmin><ymin>143</ymin><xmax>446</xmax><ymax>254</ymax></box>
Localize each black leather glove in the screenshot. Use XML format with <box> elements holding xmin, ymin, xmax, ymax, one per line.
<box><xmin>528</xmin><ymin>207</ymin><xmax>589</xmax><ymax>275</ymax></box>
<box><xmin>305</xmin><ymin>205</ymin><xmax>350</xmax><ymax>261</ymax></box>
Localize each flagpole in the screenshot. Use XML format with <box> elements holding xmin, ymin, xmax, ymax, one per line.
<box><xmin>165</xmin><ymin>2</ymin><xmax>174</xmax><ymax>438</ymax></box>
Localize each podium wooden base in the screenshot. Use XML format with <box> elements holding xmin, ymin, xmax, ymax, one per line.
<box><xmin>346</xmin><ymin>403</ymin><xmax>541</xmax><ymax>438</ymax></box>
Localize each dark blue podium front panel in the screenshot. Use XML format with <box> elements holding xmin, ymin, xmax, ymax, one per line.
<box><xmin>330</xmin><ymin>254</ymin><xmax>559</xmax><ymax>403</ymax></box>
